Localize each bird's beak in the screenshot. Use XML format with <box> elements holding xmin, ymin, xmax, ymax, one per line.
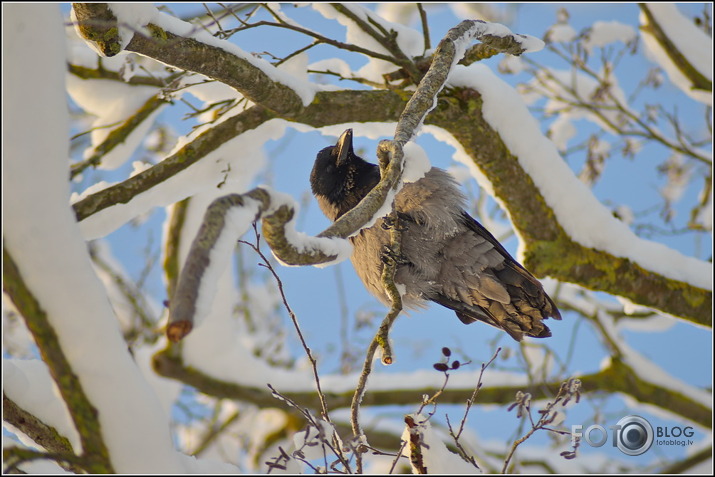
<box><xmin>335</xmin><ymin>128</ymin><xmax>354</xmax><ymax>166</ymax></box>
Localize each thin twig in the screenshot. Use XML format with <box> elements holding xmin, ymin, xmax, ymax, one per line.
<box><xmin>222</xmin><ymin>19</ymin><xmax>400</xmax><ymax>65</ymax></box>
<box><xmin>453</xmin><ymin>347</ymin><xmax>502</xmax><ymax>441</ymax></box>
<box><xmin>417</xmin><ymin>4</ymin><xmax>431</xmax><ymax>53</ymax></box>
<box><xmin>239</xmin><ymin>224</ymin><xmax>351</xmax><ymax>471</ymax></box>
<box><xmin>239</xmin><ymin>224</ymin><xmax>331</xmax><ymax>422</ymax></box>
<box><xmin>502</xmin><ymin>379</ymin><xmax>581</xmax><ymax>473</ymax></box>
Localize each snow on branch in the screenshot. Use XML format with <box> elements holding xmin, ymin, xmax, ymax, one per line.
<box><xmin>639</xmin><ymin>4</ymin><xmax>712</xmax><ymax>105</ymax></box>
<box><xmin>431</xmin><ymin>64</ymin><xmax>712</xmax><ymax>325</ymax></box>
<box><xmin>166</xmin><ymin>188</ymin><xmax>352</xmax><ymax>342</ymax></box>
<box><xmin>72</xmin><ymin>3</ymin><xmax>315</xmax><ymax>115</ymax></box>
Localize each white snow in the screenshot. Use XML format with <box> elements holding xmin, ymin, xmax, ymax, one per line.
<box><xmin>4</xmin><ymin>4</ymin><xmax>186</xmax><ymax>472</ymax></box>
<box><xmin>549</xmin><ymin>115</ymin><xmax>577</xmax><ymax>151</ymax></box>
<box><xmin>106</xmin><ymin>3</ymin><xmax>156</xmax><ymax>50</ymax></box>
<box><xmin>146</xmin><ymin>7</ymin><xmax>317</xmax><ymax>106</ymax></box>
<box><xmin>76</xmin><ymin>119</ymin><xmax>281</xmax><ymax>239</ymax></box>
<box><xmin>401</xmin><ymin>142</ymin><xmax>431</xmax><ymax>183</ymax></box>
<box><xmin>3</xmin><ymin>359</ymin><xmax>81</xmax><ymax>451</ymax></box>
<box><xmin>596</xmin><ymin>310</ymin><xmax>712</xmax><ymax>414</ymax></box>
<box><xmin>547</xmin><ymin>23</ymin><xmax>577</xmax><ymax>43</ymax></box>
<box><xmin>99</xmin><ymin>3</ymin><xmax>317</xmax><ymax>107</ymax></box>
<box><xmin>308</xmin><ymin>58</ymin><xmax>354</xmax><ymax>80</ymax></box>
<box><xmin>192</xmin><ymin>197</ymin><xmax>263</xmax><ymax>327</ymax></box>
<box><xmin>312</xmin><ymin>3</ymin><xmax>424</xmax><ymax>83</ymax></box>
<box><xmin>65</xmin><ymin>75</ymin><xmax>162</xmax><ymax>170</ymax></box>
<box><xmin>533</xmin><ymin>68</ymin><xmax>631</xmax><ymax>135</ymax></box>
<box><xmin>583</xmin><ymin>21</ymin><xmax>636</xmax><ymax>53</ymax></box>
<box><xmin>260</xmin><ymin>187</ymin><xmax>353</xmax><ymax>268</ymax></box>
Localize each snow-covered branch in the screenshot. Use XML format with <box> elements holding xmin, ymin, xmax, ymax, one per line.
<box><xmin>639</xmin><ymin>4</ymin><xmax>712</xmax><ymax>105</ymax></box>
<box><xmin>3</xmin><ymin>252</ymin><xmax>113</xmax><ymax>473</ymax></box>
<box><xmin>166</xmin><ymin>188</ymin><xmax>352</xmax><ymax>341</ymax></box>
<box><xmin>72</xmin><ymin>3</ymin><xmax>313</xmax><ymax>115</ymax></box>
<box><xmin>428</xmin><ymin>65</ymin><xmax>711</xmax><ymax>326</ymax></box>
<box><xmin>152</xmin><ymin>345</ymin><xmax>711</xmax><ymax>430</ymax></box>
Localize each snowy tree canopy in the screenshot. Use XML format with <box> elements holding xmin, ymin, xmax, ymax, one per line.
<box><xmin>3</xmin><ymin>3</ymin><xmax>712</xmax><ymax>474</ymax></box>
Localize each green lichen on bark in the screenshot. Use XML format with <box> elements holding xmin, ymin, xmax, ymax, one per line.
<box><xmin>72</xmin><ymin>4</ymin><xmax>122</xmax><ymax>56</ymax></box>
<box><xmin>526</xmin><ymin>239</ymin><xmax>711</xmax><ymax>327</ymax></box>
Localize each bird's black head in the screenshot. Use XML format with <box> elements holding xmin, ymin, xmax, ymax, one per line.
<box><xmin>310</xmin><ymin>129</ymin><xmax>380</xmax><ymax>220</ymax></box>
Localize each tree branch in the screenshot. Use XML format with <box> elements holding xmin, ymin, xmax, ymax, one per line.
<box><xmin>151</xmin><ymin>347</ymin><xmax>711</xmax><ymax>430</ymax></box>
<box><xmin>428</xmin><ymin>93</ymin><xmax>711</xmax><ymax>326</ymax></box>
<box><xmin>2</xmin><ymin>394</ymin><xmax>76</xmax><ymax>457</ymax></box>
<box><xmin>639</xmin><ymin>4</ymin><xmax>712</xmax><ymax>93</ymax></box>
<box><xmin>2</xmin><ymin>249</ymin><xmax>114</xmax><ymax>473</ymax></box>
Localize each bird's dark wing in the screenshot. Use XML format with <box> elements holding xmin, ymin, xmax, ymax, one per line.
<box><xmin>427</xmin><ymin>212</ymin><xmax>561</xmax><ymax>341</ymax></box>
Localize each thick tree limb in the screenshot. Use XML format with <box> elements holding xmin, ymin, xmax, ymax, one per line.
<box><xmin>639</xmin><ymin>4</ymin><xmax>712</xmax><ymax>93</ymax></box>
<box><xmin>71</xmin><ymin>90</ymin><xmax>403</xmax><ymax>223</ymax></box>
<box><xmin>151</xmin><ymin>347</ymin><xmax>711</xmax><ymax>430</ymax></box>
<box><xmin>2</xmin><ymin>249</ymin><xmax>114</xmax><ymax>474</ymax></box>
<box><xmin>2</xmin><ymin>394</ymin><xmax>75</xmax><ymax>456</ymax></box>
<box><xmin>427</xmin><ymin>96</ymin><xmax>711</xmax><ymax>327</ymax></box>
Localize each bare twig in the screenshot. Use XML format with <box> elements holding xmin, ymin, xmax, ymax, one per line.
<box><xmin>240</xmin><ymin>224</ymin><xmax>351</xmax><ymax>471</ymax></box>
<box><xmin>454</xmin><ymin>348</ymin><xmax>501</xmax><ymax>439</ymax></box>
<box><xmin>502</xmin><ymin>378</ymin><xmax>581</xmax><ymax>473</ymax></box>
<box><xmin>417</xmin><ymin>4</ymin><xmax>431</xmax><ymax>53</ymax></box>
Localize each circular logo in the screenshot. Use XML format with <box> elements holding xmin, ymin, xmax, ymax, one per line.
<box><xmin>615</xmin><ymin>415</ymin><xmax>654</xmax><ymax>456</ymax></box>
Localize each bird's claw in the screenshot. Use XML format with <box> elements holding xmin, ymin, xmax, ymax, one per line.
<box><xmin>381</xmin><ymin>245</ymin><xmax>409</xmax><ymax>266</ymax></box>
<box><xmin>381</xmin><ymin>214</ymin><xmax>409</xmax><ymax>231</ymax></box>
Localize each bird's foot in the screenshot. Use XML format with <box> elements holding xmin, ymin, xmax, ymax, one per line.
<box><xmin>381</xmin><ymin>214</ymin><xmax>409</xmax><ymax>231</ymax></box>
<box><xmin>380</xmin><ymin>245</ymin><xmax>409</xmax><ymax>266</ymax></box>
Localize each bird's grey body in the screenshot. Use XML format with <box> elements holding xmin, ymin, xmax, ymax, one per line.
<box><xmin>311</xmin><ymin>130</ymin><xmax>560</xmax><ymax>341</ymax></box>
<box><xmin>348</xmin><ymin>168</ymin><xmax>467</xmax><ymax>309</ymax></box>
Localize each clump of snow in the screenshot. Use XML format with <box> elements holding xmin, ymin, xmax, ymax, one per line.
<box><xmin>449</xmin><ymin>3</ymin><xmax>510</xmax><ymax>24</ymax></box>
<box><xmin>65</xmin><ymin>75</ymin><xmax>162</xmax><ymax>170</ymax></box>
<box><xmin>596</xmin><ymin>311</ymin><xmax>712</xmax><ymax>410</ymax></box>
<box><xmin>77</xmin><ymin>119</ymin><xmax>281</xmax><ymax>240</ymax></box>
<box><xmin>546</xmin><ymin>23</ymin><xmax>577</xmax><ymax>43</ymax></box>
<box><xmin>312</xmin><ymin>3</ymin><xmax>424</xmax><ymax>83</ymax></box>
<box><xmin>3</xmin><ymin>359</ymin><xmax>81</xmax><ymax>450</ymax></box>
<box><xmin>103</xmin><ymin>3</ymin><xmax>317</xmax><ymax>106</ymax></box>
<box><xmin>613</xmin><ymin>204</ymin><xmax>634</xmax><ymax>225</ymax></box>
<box><xmin>582</xmin><ymin>21</ymin><xmax>636</xmax><ymax>53</ymax></box>
<box><xmin>536</xmin><ymin>68</ymin><xmax>631</xmax><ymax>135</ymax></box>
<box><xmin>693</xmin><ymin>186</ymin><xmax>712</xmax><ymax>230</ymax></box>
<box><xmin>261</xmin><ymin>186</ymin><xmax>353</xmax><ymax>268</ymax></box>
<box><xmin>106</xmin><ymin>3</ymin><xmax>157</xmax><ymax>50</ymax></box>
<box><xmin>375</xmin><ymin>3</ymin><xmax>419</xmax><ymax>26</ymax></box>
<box><xmin>402</xmin><ymin>142</ymin><xmax>431</xmax><ymax>183</ymax></box>
<box><xmin>446</xmin><ymin>164</ymin><xmax>473</xmax><ymax>185</ymax></box>
<box><xmin>548</xmin><ymin>115</ymin><xmax>577</xmax><ymax>151</ymax></box>
<box><xmin>308</xmin><ymin>58</ymin><xmax>354</xmax><ymax>81</ymax></box>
